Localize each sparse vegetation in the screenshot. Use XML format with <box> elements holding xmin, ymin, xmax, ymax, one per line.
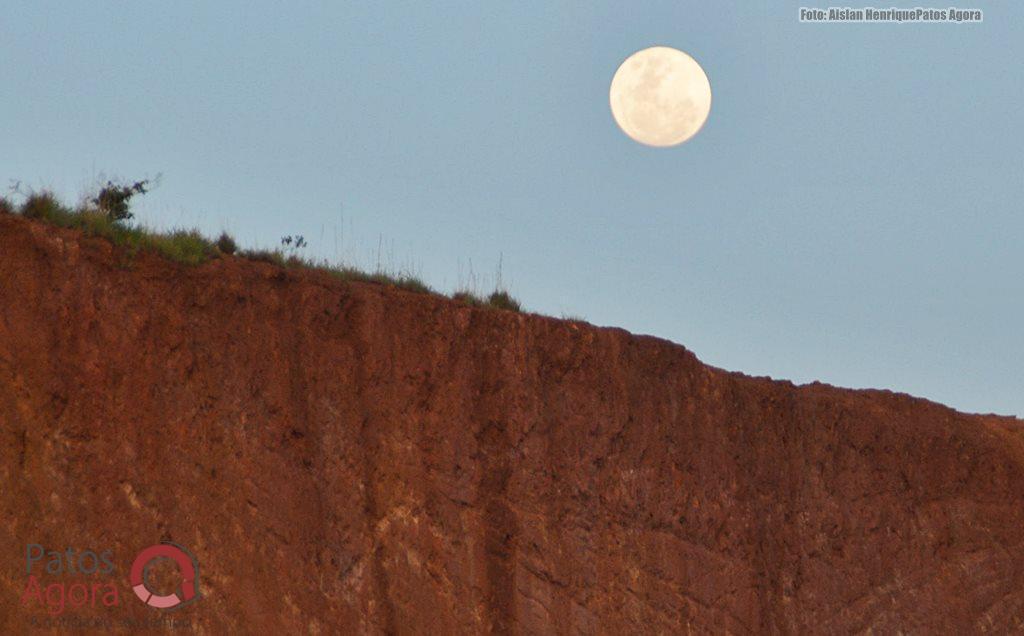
<box><xmin>486</xmin><ymin>290</ymin><xmax>521</xmax><ymax>312</ymax></box>
<box><xmin>239</xmin><ymin>248</ymin><xmax>286</xmax><ymax>267</ymax></box>
<box><xmin>21</xmin><ymin>192</ymin><xmax>67</xmax><ymax>222</ymax></box>
<box><xmin>147</xmin><ymin>229</ymin><xmax>217</xmax><ymax>265</ymax></box>
<box><xmin>451</xmin><ymin>289</ymin><xmax>522</xmax><ymax>311</ymax></box>
<box><xmin>216</xmin><ymin>232</ymin><xmax>238</xmax><ymax>255</ymax></box>
<box><xmin>449</xmin><ymin>254</ymin><xmax>522</xmax><ymax>311</ymax></box>
<box><xmin>4</xmin><ymin>186</ymin><xmax>522</xmax><ymax>312</ymax></box>
<box><xmin>452</xmin><ymin>291</ymin><xmax>483</xmax><ymax>306</ymax></box>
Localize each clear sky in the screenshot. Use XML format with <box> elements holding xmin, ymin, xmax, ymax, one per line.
<box><xmin>2</xmin><ymin>2</ymin><xmax>1021</xmax><ymax>416</ymax></box>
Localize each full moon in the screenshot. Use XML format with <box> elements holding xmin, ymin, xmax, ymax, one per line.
<box><xmin>609</xmin><ymin>46</ymin><xmax>712</xmax><ymax>147</ymax></box>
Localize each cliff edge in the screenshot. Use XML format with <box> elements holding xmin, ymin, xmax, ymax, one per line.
<box><xmin>1</xmin><ymin>214</ymin><xmax>1022</xmax><ymax>633</ymax></box>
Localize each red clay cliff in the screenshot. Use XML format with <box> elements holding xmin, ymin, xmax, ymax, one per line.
<box><xmin>1</xmin><ymin>213</ymin><xmax>1022</xmax><ymax>633</ymax></box>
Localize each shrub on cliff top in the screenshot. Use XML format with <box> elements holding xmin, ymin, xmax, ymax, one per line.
<box><xmin>389</xmin><ymin>274</ymin><xmax>432</xmax><ymax>294</ymax></box>
<box><xmin>319</xmin><ymin>265</ymin><xmax>432</xmax><ymax>295</ymax></box>
<box><xmin>216</xmin><ymin>232</ymin><xmax>238</xmax><ymax>255</ymax></box>
<box><xmin>487</xmin><ymin>290</ymin><xmax>521</xmax><ymax>312</ymax></box>
<box><xmin>240</xmin><ymin>248</ymin><xmax>286</xmax><ymax>267</ymax></box>
<box><xmin>453</xmin><ymin>291</ymin><xmax>483</xmax><ymax>306</ymax></box>
<box><xmin>452</xmin><ymin>288</ymin><xmax>522</xmax><ymax>311</ymax></box>
<box><xmin>91</xmin><ymin>179</ymin><xmax>149</xmax><ymax>223</ymax></box>
<box><xmin>21</xmin><ymin>192</ymin><xmax>71</xmax><ymax>224</ymax></box>
<box><xmin>0</xmin><ymin>197</ymin><xmax>13</xmax><ymax>215</ymax></box>
<box><xmin>147</xmin><ymin>230</ymin><xmax>216</xmax><ymax>266</ymax></box>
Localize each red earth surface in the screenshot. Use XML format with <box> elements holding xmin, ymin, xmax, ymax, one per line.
<box><xmin>1</xmin><ymin>213</ymin><xmax>1022</xmax><ymax>633</ymax></box>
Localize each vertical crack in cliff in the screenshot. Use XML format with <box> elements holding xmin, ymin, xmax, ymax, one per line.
<box><xmin>476</xmin><ymin>416</ymin><xmax>517</xmax><ymax>633</ymax></box>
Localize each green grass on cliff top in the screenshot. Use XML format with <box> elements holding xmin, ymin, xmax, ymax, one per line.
<box><xmin>1</xmin><ymin>191</ymin><xmax>521</xmax><ymax>312</ymax></box>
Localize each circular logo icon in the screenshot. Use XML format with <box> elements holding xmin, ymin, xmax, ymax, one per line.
<box><xmin>129</xmin><ymin>543</ymin><xmax>200</xmax><ymax>609</ymax></box>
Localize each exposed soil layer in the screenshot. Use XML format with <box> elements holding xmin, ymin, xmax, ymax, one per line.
<box><xmin>1</xmin><ymin>213</ymin><xmax>1022</xmax><ymax>633</ymax></box>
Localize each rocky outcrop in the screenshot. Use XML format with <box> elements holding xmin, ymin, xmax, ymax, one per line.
<box><xmin>1</xmin><ymin>213</ymin><xmax>1022</xmax><ymax>633</ymax></box>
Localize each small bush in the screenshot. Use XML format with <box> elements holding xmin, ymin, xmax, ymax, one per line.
<box><xmin>452</xmin><ymin>291</ymin><xmax>483</xmax><ymax>306</ymax></box>
<box><xmin>318</xmin><ymin>265</ymin><xmax>431</xmax><ymax>294</ymax></box>
<box><xmin>394</xmin><ymin>275</ymin><xmax>432</xmax><ymax>294</ymax></box>
<box><xmin>241</xmin><ymin>249</ymin><xmax>286</xmax><ymax>267</ymax></box>
<box><xmin>216</xmin><ymin>232</ymin><xmax>238</xmax><ymax>255</ymax></box>
<box><xmin>322</xmin><ymin>265</ymin><xmax>369</xmax><ymax>282</ymax></box>
<box><xmin>0</xmin><ymin>197</ymin><xmax>13</xmax><ymax>215</ymax></box>
<box><xmin>486</xmin><ymin>290</ymin><xmax>521</xmax><ymax>312</ymax></box>
<box><xmin>453</xmin><ymin>289</ymin><xmax>521</xmax><ymax>311</ymax></box>
<box><xmin>149</xmin><ymin>230</ymin><xmax>216</xmax><ymax>266</ymax></box>
<box><xmin>76</xmin><ymin>210</ymin><xmax>119</xmax><ymax>236</ymax></box>
<box><xmin>91</xmin><ymin>179</ymin><xmax>148</xmax><ymax>222</ymax></box>
<box><xmin>21</xmin><ymin>192</ymin><xmax>72</xmax><ymax>224</ymax></box>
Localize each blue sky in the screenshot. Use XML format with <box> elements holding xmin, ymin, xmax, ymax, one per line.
<box><xmin>2</xmin><ymin>2</ymin><xmax>1021</xmax><ymax>415</ymax></box>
